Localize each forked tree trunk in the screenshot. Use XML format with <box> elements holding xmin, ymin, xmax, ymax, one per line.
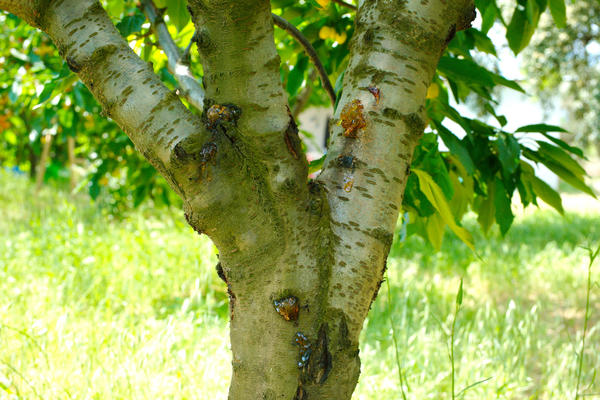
<box><xmin>0</xmin><ymin>0</ymin><xmax>475</xmax><ymax>398</ymax></box>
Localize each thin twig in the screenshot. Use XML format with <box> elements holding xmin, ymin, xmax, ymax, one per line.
<box><xmin>386</xmin><ymin>276</ymin><xmax>409</xmax><ymax>400</ymax></box>
<box><xmin>272</xmin><ymin>14</ymin><xmax>336</xmax><ymax>108</ymax></box>
<box><xmin>332</xmin><ymin>0</ymin><xmax>357</xmax><ymax>11</ymax></box>
<box><xmin>575</xmin><ymin>245</ymin><xmax>599</xmax><ymax>400</ymax></box>
<box><xmin>141</xmin><ymin>0</ymin><xmax>205</xmax><ymax>111</ymax></box>
<box><xmin>450</xmin><ymin>279</ymin><xmax>464</xmax><ymax>400</ymax></box>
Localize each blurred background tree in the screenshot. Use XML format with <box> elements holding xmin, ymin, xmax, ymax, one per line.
<box><xmin>522</xmin><ymin>0</ymin><xmax>600</xmax><ymax>154</ymax></box>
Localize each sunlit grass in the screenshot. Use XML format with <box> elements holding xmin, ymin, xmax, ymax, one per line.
<box><xmin>358</xmin><ymin>201</ymin><xmax>600</xmax><ymax>399</ymax></box>
<box><xmin>1</xmin><ymin>171</ymin><xmax>599</xmax><ymax>399</ymax></box>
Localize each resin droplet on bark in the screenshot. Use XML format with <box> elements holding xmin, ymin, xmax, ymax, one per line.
<box><xmin>343</xmin><ymin>174</ymin><xmax>354</xmax><ymax>193</ymax></box>
<box><xmin>273</xmin><ymin>296</ymin><xmax>300</xmax><ymax>321</ymax></box>
<box><xmin>204</xmin><ymin>103</ymin><xmax>241</xmax><ymax>133</ymax></box>
<box><xmin>367</xmin><ymin>85</ymin><xmax>380</xmax><ymax>104</ymax></box>
<box><xmin>294</xmin><ymin>332</ymin><xmax>312</xmax><ymax>368</ymax></box>
<box><xmin>339</xmin><ymin>99</ymin><xmax>366</xmax><ymax>138</ymax></box>
<box><xmin>198</xmin><ymin>141</ymin><xmax>217</xmax><ymax>180</ymax></box>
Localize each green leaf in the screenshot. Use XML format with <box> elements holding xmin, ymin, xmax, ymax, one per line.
<box><xmin>515</xmin><ymin>123</ymin><xmax>567</xmax><ymax>133</ymax></box>
<box><xmin>536</xmin><ymin>141</ymin><xmax>586</xmax><ymax>177</ymax></box>
<box><xmin>37</xmin><ymin>80</ymin><xmax>59</xmax><ymax>104</ymax></box>
<box><xmin>497</xmin><ymin>134</ymin><xmax>520</xmax><ymax>175</ymax></box>
<box><xmin>477</xmin><ymin>181</ymin><xmax>495</xmax><ymax>234</ymax></box>
<box><xmin>308</xmin><ymin>155</ymin><xmax>325</xmax><ymax>174</ymax></box>
<box><xmin>413</xmin><ymin>169</ymin><xmax>475</xmax><ymax>250</ymax></box>
<box><xmin>116</xmin><ymin>13</ymin><xmax>145</xmax><ymax>37</ymax></box>
<box><xmin>526</xmin><ymin>0</ymin><xmax>539</xmax><ymax>25</ymax></box>
<box><xmin>548</xmin><ymin>0</ymin><xmax>567</xmax><ymax>28</ymax></box>
<box><xmin>435</xmin><ymin>123</ymin><xmax>475</xmax><ymax>174</ymax></box>
<box><xmin>34</xmin><ymin>74</ymin><xmax>78</xmax><ymax>109</ymax></box>
<box><xmin>540</xmin><ymin>133</ymin><xmax>585</xmax><ymax>158</ymax></box>
<box><xmin>448</xmin><ymin>167</ymin><xmax>472</xmax><ymax>221</ymax></box>
<box><xmin>89</xmin><ymin>180</ymin><xmax>101</xmax><ymax>199</ymax></box>
<box><xmin>425</xmin><ymin>212</ymin><xmax>445</xmax><ymax>251</ymax></box>
<box><xmin>506</xmin><ymin>1</ymin><xmax>539</xmax><ymax>54</ymax></box>
<box><xmin>470</xmin><ymin>29</ymin><xmax>497</xmax><ymax>56</ymax></box>
<box><xmin>438</xmin><ymin>56</ymin><xmax>494</xmax><ymax>88</ymax></box>
<box><xmin>438</xmin><ymin>56</ymin><xmax>524</xmax><ymax>93</ymax></box>
<box><xmin>523</xmin><ymin>148</ymin><xmax>596</xmax><ymax>197</ymax></box>
<box><xmin>481</xmin><ymin>3</ymin><xmax>497</xmax><ymax>33</ymax></box>
<box><xmin>494</xmin><ymin>177</ymin><xmax>514</xmax><ymax>236</ymax></box>
<box><xmin>456</xmin><ymin>278</ymin><xmax>464</xmax><ymax>306</ymax></box>
<box><xmin>166</xmin><ymin>0</ymin><xmax>190</xmax><ymax>32</ymax></box>
<box><xmin>439</xmin><ymin>102</ymin><xmax>472</xmax><ymax>135</ymax></box>
<box><xmin>529</xmin><ymin>175</ymin><xmax>564</xmax><ymax>214</ymax></box>
<box><xmin>287</xmin><ymin>56</ymin><xmax>308</xmax><ymax>97</ymax></box>
<box><xmin>107</xmin><ymin>1</ymin><xmax>124</xmax><ymax>19</ymax></box>
<box><xmin>490</xmin><ymin>74</ymin><xmax>525</xmax><ymax>93</ymax></box>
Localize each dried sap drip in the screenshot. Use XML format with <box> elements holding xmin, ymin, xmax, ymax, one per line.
<box><xmin>367</xmin><ymin>85</ymin><xmax>380</xmax><ymax>104</ymax></box>
<box><xmin>198</xmin><ymin>141</ymin><xmax>217</xmax><ymax>180</ymax></box>
<box><xmin>339</xmin><ymin>99</ymin><xmax>366</xmax><ymax>138</ymax></box>
<box><xmin>273</xmin><ymin>296</ymin><xmax>300</xmax><ymax>321</ymax></box>
<box><xmin>294</xmin><ymin>332</ymin><xmax>312</xmax><ymax>368</ymax></box>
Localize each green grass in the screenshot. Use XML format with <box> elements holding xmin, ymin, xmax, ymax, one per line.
<box><xmin>1</xmin><ymin>171</ymin><xmax>599</xmax><ymax>399</ymax></box>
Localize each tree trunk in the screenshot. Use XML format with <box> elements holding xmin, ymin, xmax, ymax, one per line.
<box><xmin>0</xmin><ymin>0</ymin><xmax>475</xmax><ymax>398</ymax></box>
<box><xmin>27</xmin><ymin>142</ymin><xmax>37</xmax><ymax>180</ymax></box>
<box><xmin>35</xmin><ymin>133</ymin><xmax>52</xmax><ymax>191</ymax></box>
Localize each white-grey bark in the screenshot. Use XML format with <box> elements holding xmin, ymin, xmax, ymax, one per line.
<box><xmin>141</xmin><ymin>0</ymin><xmax>205</xmax><ymax>111</ymax></box>
<box><xmin>0</xmin><ymin>0</ymin><xmax>475</xmax><ymax>398</ymax></box>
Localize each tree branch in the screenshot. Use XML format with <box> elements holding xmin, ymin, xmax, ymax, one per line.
<box><xmin>140</xmin><ymin>0</ymin><xmax>205</xmax><ymax>111</ymax></box>
<box><xmin>272</xmin><ymin>13</ymin><xmax>336</xmax><ymax>108</ymax></box>
<box><xmin>187</xmin><ymin>0</ymin><xmax>307</xmax><ymax>206</ymax></box>
<box><xmin>187</xmin><ymin>0</ymin><xmax>291</xmax><ymax>136</ymax></box>
<box><xmin>318</xmin><ymin>0</ymin><xmax>476</xmax><ymax>338</ymax></box>
<box><xmin>0</xmin><ymin>0</ymin><xmax>45</xmax><ymax>27</ymax></box>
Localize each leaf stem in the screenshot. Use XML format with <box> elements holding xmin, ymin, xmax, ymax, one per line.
<box><xmin>451</xmin><ymin>279</ymin><xmax>464</xmax><ymax>400</ymax></box>
<box><xmin>272</xmin><ymin>14</ymin><xmax>336</xmax><ymax>107</ymax></box>
<box><xmin>575</xmin><ymin>245</ymin><xmax>600</xmax><ymax>399</ymax></box>
<box><xmin>386</xmin><ymin>276</ymin><xmax>409</xmax><ymax>400</ymax></box>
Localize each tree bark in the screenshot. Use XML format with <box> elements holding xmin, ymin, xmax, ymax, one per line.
<box><xmin>0</xmin><ymin>0</ymin><xmax>475</xmax><ymax>398</ymax></box>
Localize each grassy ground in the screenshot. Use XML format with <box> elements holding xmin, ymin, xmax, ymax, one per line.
<box><xmin>0</xmin><ymin>171</ymin><xmax>599</xmax><ymax>399</ymax></box>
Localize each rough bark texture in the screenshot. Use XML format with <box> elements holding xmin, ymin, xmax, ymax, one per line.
<box><xmin>0</xmin><ymin>0</ymin><xmax>475</xmax><ymax>398</ymax></box>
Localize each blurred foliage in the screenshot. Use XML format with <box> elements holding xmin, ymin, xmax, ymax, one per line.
<box><xmin>0</xmin><ymin>0</ymin><xmax>595</xmax><ymax>248</ymax></box>
<box><xmin>522</xmin><ymin>0</ymin><xmax>600</xmax><ymax>152</ymax></box>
